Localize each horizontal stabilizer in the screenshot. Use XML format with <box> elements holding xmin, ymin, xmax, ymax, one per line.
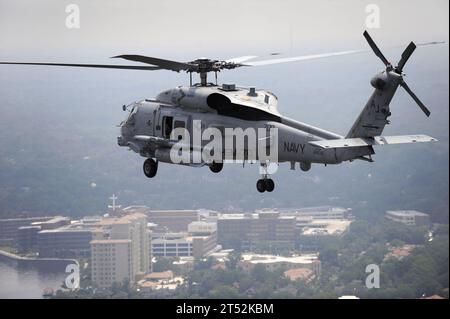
<box><xmin>309</xmin><ymin>135</ymin><xmax>437</xmax><ymax>149</ymax></box>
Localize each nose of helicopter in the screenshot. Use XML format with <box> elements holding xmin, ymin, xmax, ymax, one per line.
<box><xmin>117</xmin><ymin>108</ymin><xmax>136</xmax><ymax>146</ymax></box>
<box><xmin>117</xmin><ymin>125</ymin><xmax>130</xmax><ymax>147</ymax></box>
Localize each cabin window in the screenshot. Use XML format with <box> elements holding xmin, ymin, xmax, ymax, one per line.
<box><xmin>163</xmin><ymin>116</ymin><xmax>173</xmax><ymax>139</ymax></box>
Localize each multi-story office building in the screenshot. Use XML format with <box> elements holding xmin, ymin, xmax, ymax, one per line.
<box><xmin>91</xmin><ymin>213</ymin><xmax>150</xmax><ymax>287</ymax></box>
<box><xmin>90</xmin><ymin>239</ymin><xmax>132</xmax><ymax>288</ymax></box>
<box><xmin>275</xmin><ymin>206</ymin><xmax>352</xmax><ymax>220</ymax></box>
<box><xmin>151</xmin><ymin>233</ymin><xmax>192</xmax><ymax>258</ymax></box>
<box><xmin>0</xmin><ymin>216</ymin><xmax>55</xmax><ymax>245</ymax></box>
<box><xmin>385</xmin><ymin>210</ymin><xmax>431</xmax><ymax>227</ymax></box>
<box><xmin>34</xmin><ymin>217</ymin><xmax>102</xmax><ymax>258</ymax></box>
<box><xmin>31</xmin><ymin>216</ymin><xmax>71</xmax><ymax>230</ymax></box>
<box><xmin>37</xmin><ymin>228</ymin><xmax>93</xmax><ymax>258</ymax></box>
<box><xmin>146</xmin><ymin>210</ymin><xmax>199</xmax><ymax>232</ymax></box>
<box><xmin>217</xmin><ymin>211</ymin><xmax>295</xmax><ymax>250</ymax></box>
<box><xmin>151</xmin><ymin>221</ymin><xmax>218</xmax><ymax>259</ymax></box>
<box><xmin>17</xmin><ymin>226</ymin><xmax>41</xmax><ymax>253</ymax></box>
<box><xmin>240</xmin><ymin>253</ymin><xmax>321</xmax><ymax>276</ymax></box>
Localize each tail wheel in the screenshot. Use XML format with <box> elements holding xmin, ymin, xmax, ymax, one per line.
<box><xmin>209</xmin><ymin>162</ymin><xmax>223</xmax><ymax>173</ymax></box>
<box><xmin>143</xmin><ymin>158</ymin><xmax>158</xmax><ymax>178</ymax></box>
<box><xmin>256</xmin><ymin>179</ymin><xmax>266</xmax><ymax>193</ymax></box>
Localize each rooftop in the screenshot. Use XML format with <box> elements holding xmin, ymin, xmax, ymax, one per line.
<box><xmin>172</xmin><ymin>257</ymin><xmax>194</xmax><ymax>265</ymax></box>
<box><xmin>274</xmin><ymin>206</ymin><xmax>350</xmax><ymax>214</ymax></box>
<box><xmin>39</xmin><ymin>228</ymin><xmax>92</xmax><ymax>234</ymax></box>
<box><xmin>301</xmin><ymin>219</ymin><xmax>352</xmax><ymax>236</ymax></box>
<box><xmin>386</xmin><ymin>210</ymin><xmax>429</xmax><ymax>217</ymax></box>
<box><xmin>139</xmin><ymin>281</ymin><xmax>159</xmax><ymax>288</ymax></box>
<box><xmin>144</xmin><ymin>270</ymin><xmax>174</xmax><ymax>281</ymax></box>
<box><xmin>218</xmin><ymin>213</ymin><xmax>295</xmax><ymax>220</ymax></box>
<box><xmin>98</xmin><ymin>212</ymin><xmax>147</xmax><ymax>226</ymax></box>
<box><xmin>284</xmin><ymin>268</ymin><xmax>315</xmax><ymax>281</ymax></box>
<box><xmin>241</xmin><ymin>253</ymin><xmax>319</xmax><ymax>265</ymax></box>
<box><xmin>0</xmin><ymin>216</ymin><xmax>53</xmax><ymax>222</ymax></box>
<box><xmin>90</xmin><ymin>239</ymin><xmax>131</xmax><ymax>244</ymax></box>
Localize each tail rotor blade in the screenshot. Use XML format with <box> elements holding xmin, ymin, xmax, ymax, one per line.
<box><xmin>400</xmin><ymin>81</ymin><xmax>431</xmax><ymax>117</ymax></box>
<box><xmin>363</xmin><ymin>30</ymin><xmax>390</xmax><ymax>66</ymax></box>
<box><xmin>397</xmin><ymin>42</ymin><xmax>417</xmax><ymax>72</ymax></box>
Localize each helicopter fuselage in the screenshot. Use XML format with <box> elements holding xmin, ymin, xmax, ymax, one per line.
<box><xmin>118</xmin><ymin>85</ymin><xmax>373</xmax><ymax>170</ymax></box>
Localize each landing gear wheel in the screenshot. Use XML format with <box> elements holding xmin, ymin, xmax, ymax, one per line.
<box><xmin>256</xmin><ymin>179</ymin><xmax>266</xmax><ymax>193</ymax></box>
<box><xmin>209</xmin><ymin>162</ymin><xmax>223</xmax><ymax>173</ymax></box>
<box><xmin>265</xmin><ymin>179</ymin><xmax>275</xmax><ymax>192</ymax></box>
<box><xmin>143</xmin><ymin>158</ymin><xmax>158</xmax><ymax>178</ymax></box>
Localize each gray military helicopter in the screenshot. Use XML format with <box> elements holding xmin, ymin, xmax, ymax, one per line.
<box><xmin>0</xmin><ymin>31</ymin><xmax>441</xmax><ymax>192</ymax></box>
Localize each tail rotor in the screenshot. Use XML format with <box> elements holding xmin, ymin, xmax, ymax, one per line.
<box><xmin>364</xmin><ymin>30</ymin><xmax>431</xmax><ymax>117</ymax></box>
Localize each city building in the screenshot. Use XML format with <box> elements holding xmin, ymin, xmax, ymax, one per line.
<box><xmin>385</xmin><ymin>210</ymin><xmax>431</xmax><ymax>226</ymax></box>
<box><xmin>33</xmin><ymin>216</ymin><xmax>104</xmax><ymax>258</ymax></box>
<box><xmin>284</xmin><ymin>267</ymin><xmax>316</xmax><ymax>283</ymax></box>
<box><xmin>151</xmin><ymin>232</ymin><xmax>192</xmax><ymax>257</ymax></box>
<box><xmin>146</xmin><ymin>210</ymin><xmax>199</xmax><ymax>232</ymax></box>
<box><xmin>239</xmin><ymin>253</ymin><xmax>321</xmax><ymax>275</ymax></box>
<box><xmin>384</xmin><ymin>244</ymin><xmax>417</xmax><ymax>261</ymax></box>
<box><xmin>17</xmin><ymin>226</ymin><xmax>41</xmax><ymax>253</ymax></box>
<box><xmin>274</xmin><ymin>206</ymin><xmax>352</xmax><ymax>220</ymax></box>
<box><xmin>151</xmin><ymin>221</ymin><xmax>219</xmax><ymax>259</ymax></box>
<box><xmin>37</xmin><ymin>228</ymin><xmax>93</xmax><ymax>258</ymax></box>
<box><xmin>0</xmin><ymin>216</ymin><xmax>55</xmax><ymax>245</ymax></box>
<box><xmin>91</xmin><ymin>213</ymin><xmax>150</xmax><ymax>287</ymax></box>
<box><xmin>91</xmin><ymin>239</ymin><xmax>132</xmax><ymax>288</ymax></box>
<box><xmin>172</xmin><ymin>257</ymin><xmax>195</xmax><ymax>274</ymax></box>
<box><xmin>217</xmin><ymin>211</ymin><xmax>296</xmax><ymax>250</ymax></box>
<box><xmin>31</xmin><ymin>216</ymin><xmax>70</xmax><ymax>230</ymax></box>
<box><xmin>137</xmin><ymin>270</ymin><xmax>184</xmax><ymax>292</ymax></box>
<box><xmin>144</xmin><ymin>270</ymin><xmax>174</xmax><ymax>282</ymax></box>
<box><xmin>296</xmin><ymin>219</ymin><xmax>352</xmax><ymax>236</ymax></box>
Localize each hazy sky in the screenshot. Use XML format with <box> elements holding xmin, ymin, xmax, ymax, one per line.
<box><xmin>0</xmin><ymin>0</ymin><xmax>448</xmax><ymax>217</ymax></box>
<box><xmin>0</xmin><ymin>0</ymin><xmax>448</xmax><ymax>60</ymax></box>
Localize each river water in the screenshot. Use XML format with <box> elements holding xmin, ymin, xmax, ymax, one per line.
<box><xmin>0</xmin><ymin>262</ymin><xmax>66</xmax><ymax>299</ymax></box>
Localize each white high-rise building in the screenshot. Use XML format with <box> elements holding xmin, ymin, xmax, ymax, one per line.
<box><xmin>91</xmin><ymin>213</ymin><xmax>150</xmax><ymax>288</ymax></box>
<box><xmin>91</xmin><ymin>239</ymin><xmax>132</xmax><ymax>287</ymax></box>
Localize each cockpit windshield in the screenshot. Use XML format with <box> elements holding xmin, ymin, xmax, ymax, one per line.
<box><xmin>124</xmin><ymin>105</ymin><xmax>138</xmax><ymax>126</ymax></box>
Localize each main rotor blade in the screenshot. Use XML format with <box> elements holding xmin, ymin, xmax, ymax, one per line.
<box><xmin>363</xmin><ymin>30</ymin><xmax>390</xmax><ymax>66</ymax></box>
<box><xmin>0</xmin><ymin>61</ymin><xmax>161</xmax><ymax>70</ymax></box>
<box><xmin>243</xmin><ymin>49</ymin><xmax>364</xmax><ymax>66</ymax></box>
<box><xmin>225</xmin><ymin>53</ymin><xmax>281</xmax><ymax>64</ymax></box>
<box><xmin>225</xmin><ymin>55</ymin><xmax>258</xmax><ymax>64</ymax></box>
<box><xmin>112</xmin><ymin>55</ymin><xmax>194</xmax><ymax>72</ymax></box>
<box><xmin>397</xmin><ymin>42</ymin><xmax>416</xmax><ymax>72</ymax></box>
<box><xmin>400</xmin><ymin>81</ymin><xmax>431</xmax><ymax>117</ymax></box>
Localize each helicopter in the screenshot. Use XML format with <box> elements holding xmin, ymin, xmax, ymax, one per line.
<box><xmin>0</xmin><ymin>31</ymin><xmax>442</xmax><ymax>192</ymax></box>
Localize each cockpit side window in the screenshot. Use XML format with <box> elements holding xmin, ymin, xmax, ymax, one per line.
<box><xmin>125</xmin><ymin>105</ymin><xmax>138</xmax><ymax>126</ymax></box>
